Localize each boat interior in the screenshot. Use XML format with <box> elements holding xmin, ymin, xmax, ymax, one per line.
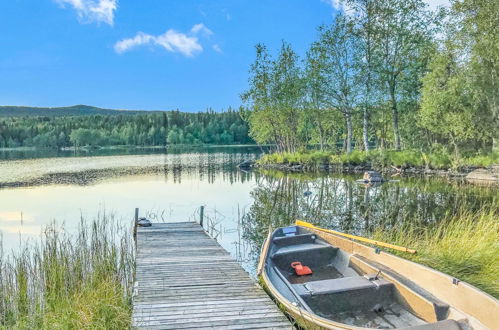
<box><xmin>265</xmin><ymin>226</ymin><xmax>466</xmax><ymax>329</ymax></box>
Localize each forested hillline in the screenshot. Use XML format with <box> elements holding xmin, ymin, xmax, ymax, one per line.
<box><xmin>0</xmin><ymin>109</ymin><xmax>254</xmax><ymax>148</ymax></box>
<box><xmin>241</xmin><ymin>0</ymin><xmax>498</xmax><ymax>163</ymax></box>
<box><xmin>0</xmin><ymin>105</ymin><xmax>166</xmax><ymax>117</ymax></box>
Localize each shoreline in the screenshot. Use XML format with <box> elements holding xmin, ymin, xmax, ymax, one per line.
<box><xmin>251</xmin><ymin>150</ymin><xmax>499</xmax><ymax>183</ymax></box>
<box><xmin>254</xmin><ymin>162</ymin><xmax>473</xmax><ymax>178</ymax></box>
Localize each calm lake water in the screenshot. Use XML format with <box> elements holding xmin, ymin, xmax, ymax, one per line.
<box><xmin>0</xmin><ymin>147</ymin><xmax>496</xmax><ymax>275</ymax></box>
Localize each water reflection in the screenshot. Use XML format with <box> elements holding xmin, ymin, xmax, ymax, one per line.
<box><xmin>0</xmin><ymin>149</ymin><xmax>496</xmax><ymax>277</ymax></box>
<box><xmin>0</xmin><ymin>147</ymin><xmax>261</xmax><ymax>188</ymax></box>
<box><xmin>241</xmin><ymin>171</ymin><xmax>497</xmax><ymax>271</ymax></box>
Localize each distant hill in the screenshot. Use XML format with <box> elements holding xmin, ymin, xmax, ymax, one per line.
<box><xmin>0</xmin><ymin>105</ymin><xmax>166</xmax><ymax>117</ymax></box>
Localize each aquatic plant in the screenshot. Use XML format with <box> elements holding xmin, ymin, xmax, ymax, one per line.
<box><xmin>0</xmin><ymin>215</ymin><xmax>135</xmax><ymax>329</ymax></box>
<box><xmin>373</xmin><ymin>203</ymin><xmax>499</xmax><ymax>298</ymax></box>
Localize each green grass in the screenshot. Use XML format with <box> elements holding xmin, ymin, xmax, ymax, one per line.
<box><xmin>0</xmin><ymin>216</ymin><xmax>135</xmax><ymax>329</ymax></box>
<box><xmin>372</xmin><ymin>204</ymin><xmax>499</xmax><ymax>298</ymax></box>
<box><xmin>258</xmin><ymin>149</ymin><xmax>498</xmax><ymax>171</ymax></box>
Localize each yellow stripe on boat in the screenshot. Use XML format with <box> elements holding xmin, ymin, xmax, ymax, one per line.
<box><xmin>295</xmin><ymin>220</ymin><xmax>417</xmax><ymax>254</ymax></box>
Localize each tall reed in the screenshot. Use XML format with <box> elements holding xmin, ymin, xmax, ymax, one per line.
<box><xmin>0</xmin><ymin>215</ymin><xmax>135</xmax><ymax>329</ymax></box>
<box><xmin>373</xmin><ymin>203</ymin><xmax>499</xmax><ymax>298</ymax></box>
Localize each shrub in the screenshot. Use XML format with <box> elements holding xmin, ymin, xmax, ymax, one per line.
<box><xmin>464</xmin><ymin>152</ymin><xmax>499</xmax><ymax>167</ymax></box>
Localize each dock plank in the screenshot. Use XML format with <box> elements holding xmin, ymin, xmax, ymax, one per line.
<box><xmin>132</xmin><ymin>222</ymin><xmax>291</xmax><ymax>329</ymax></box>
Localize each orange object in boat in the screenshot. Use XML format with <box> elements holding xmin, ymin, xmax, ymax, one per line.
<box><xmin>291</xmin><ymin>261</ymin><xmax>312</xmax><ymax>276</ymax></box>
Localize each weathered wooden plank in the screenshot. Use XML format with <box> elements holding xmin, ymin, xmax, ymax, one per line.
<box><xmin>133</xmin><ymin>297</ymin><xmax>272</xmax><ymax>309</ymax></box>
<box><xmin>134</xmin><ymin>315</ymin><xmax>291</xmax><ymax>329</ymax></box>
<box><xmin>144</xmin><ymin>322</ymin><xmax>292</xmax><ymax>330</ymax></box>
<box><xmin>134</xmin><ymin>299</ymin><xmax>280</xmax><ymax>310</ymax></box>
<box><xmin>133</xmin><ymin>306</ymin><xmax>285</xmax><ymax>320</ymax></box>
<box><xmin>132</xmin><ymin>221</ymin><xmax>290</xmax><ymax>329</ymax></box>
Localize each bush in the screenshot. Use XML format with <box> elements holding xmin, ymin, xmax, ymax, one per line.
<box><xmin>427</xmin><ymin>151</ymin><xmax>452</xmax><ymax>169</ymax></box>
<box><xmin>259</xmin><ymin>149</ymin><xmax>497</xmax><ymax>170</ymax></box>
<box><xmin>388</xmin><ymin>150</ymin><xmax>425</xmax><ymax>167</ymax></box>
<box><xmin>464</xmin><ymin>152</ymin><xmax>499</xmax><ymax>167</ymax></box>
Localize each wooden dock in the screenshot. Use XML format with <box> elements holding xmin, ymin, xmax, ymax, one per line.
<box><xmin>132</xmin><ymin>222</ymin><xmax>292</xmax><ymax>329</ymax></box>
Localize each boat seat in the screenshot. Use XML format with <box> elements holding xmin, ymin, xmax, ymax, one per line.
<box><xmin>273</xmin><ymin>233</ymin><xmax>316</xmax><ymax>246</ymax></box>
<box><xmin>273</xmin><ymin>243</ymin><xmax>331</xmax><ymax>256</ymax></box>
<box><xmin>271</xmin><ymin>244</ymin><xmax>338</xmax><ymax>270</ymax></box>
<box><xmin>292</xmin><ymin>276</ymin><xmax>393</xmax><ymax>297</ymax></box>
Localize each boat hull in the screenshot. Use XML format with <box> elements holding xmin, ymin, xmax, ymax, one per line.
<box><xmin>258</xmin><ymin>223</ymin><xmax>498</xmax><ymax>330</ymax></box>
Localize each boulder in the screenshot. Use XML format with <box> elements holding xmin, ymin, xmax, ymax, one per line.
<box><xmin>466</xmin><ymin>166</ymin><xmax>499</xmax><ymax>184</ymax></box>
<box><xmin>237</xmin><ymin>160</ymin><xmax>254</xmax><ymax>169</ymax></box>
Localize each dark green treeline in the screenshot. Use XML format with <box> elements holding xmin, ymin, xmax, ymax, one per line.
<box><xmin>0</xmin><ymin>109</ymin><xmax>253</xmax><ymax>148</ymax></box>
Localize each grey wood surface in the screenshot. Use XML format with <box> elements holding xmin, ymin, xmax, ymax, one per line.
<box><xmin>133</xmin><ymin>222</ymin><xmax>291</xmax><ymax>329</ymax></box>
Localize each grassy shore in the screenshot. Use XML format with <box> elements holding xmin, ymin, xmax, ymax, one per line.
<box><xmin>373</xmin><ymin>203</ymin><xmax>499</xmax><ymax>298</ymax></box>
<box><xmin>258</xmin><ymin>149</ymin><xmax>499</xmax><ymax>170</ymax></box>
<box><xmin>0</xmin><ymin>217</ymin><xmax>135</xmax><ymax>329</ymax></box>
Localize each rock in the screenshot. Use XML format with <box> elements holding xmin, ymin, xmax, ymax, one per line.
<box><xmin>237</xmin><ymin>160</ymin><xmax>254</xmax><ymax>169</ymax></box>
<box><xmin>466</xmin><ymin>166</ymin><xmax>499</xmax><ymax>184</ymax></box>
<box><xmin>363</xmin><ymin>171</ymin><xmax>384</xmax><ymax>182</ymax></box>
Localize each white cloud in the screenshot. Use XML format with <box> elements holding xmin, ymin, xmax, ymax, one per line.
<box><xmin>212</xmin><ymin>44</ymin><xmax>223</xmax><ymax>53</ymax></box>
<box><xmin>55</xmin><ymin>0</ymin><xmax>117</xmax><ymax>25</ymax></box>
<box><xmin>114</xmin><ymin>24</ymin><xmax>213</xmax><ymax>57</ymax></box>
<box><xmin>423</xmin><ymin>0</ymin><xmax>451</xmax><ymax>12</ymax></box>
<box><xmin>190</xmin><ymin>23</ymin><xmax>213</xmax><ymax>36</ymax></box>
<box><xmin>321</xmin><ymin>0</ymin><xmax>342</xmax><ymax>10</ymax></box>
<box><xmin>114</xmin><ymin>32</ymin><xmax>153</xmax><ymax>54</ymax></box>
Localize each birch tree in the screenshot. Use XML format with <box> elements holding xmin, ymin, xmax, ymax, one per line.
<box><xmin>376</xmin><ymin>0</ymin><xmax>434</xmax><ymax>150</ymax></box>
<box><xmin>344</xmin><ymin>0</ymin><xmax>382</xmax><ymax>152</ymax></box>
<box><xmin>314</xmin><ymin>15</ymin><xmax>361</xmax><ymax>153</ymax></box>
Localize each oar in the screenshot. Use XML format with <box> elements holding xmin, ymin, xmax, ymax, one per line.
<box><xmin>295</xmin><ymin>220</ymin><xmax>416</xmax><ymax>254</ymax></box>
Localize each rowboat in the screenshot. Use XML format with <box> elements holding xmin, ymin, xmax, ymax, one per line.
<box><xmin>258</xmin><ymin>220</ymin><xmax>498</xmax><ymax>329</ymax></box>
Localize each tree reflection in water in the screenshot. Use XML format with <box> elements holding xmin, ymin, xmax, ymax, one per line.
<box><xmin>241</xmin><ymin>170</ymin><xmax>496</xmax><ymax>270</ymax></box>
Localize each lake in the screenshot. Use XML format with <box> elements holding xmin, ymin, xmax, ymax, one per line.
<box><xmin>0</xmin><ymin>146</ymin><xmax>496</xmax><ymax>275</ymax></box>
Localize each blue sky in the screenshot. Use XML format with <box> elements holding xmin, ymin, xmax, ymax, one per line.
<box><xmin>0</xmin><ymin>0</ymin><xmax>447</xmax><ymax>112</ymax></box>
<box><xmin>0</xmin><ymin>0</ymin><xmax>339</xmax><ymax>111</ymax></box>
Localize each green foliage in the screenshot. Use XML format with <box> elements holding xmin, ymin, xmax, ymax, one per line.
<box><xmin>465</xmin><ymin>153</ymin><xmax>499</xmax><ymax>167</ymax></box>
<box><xmin>0</xmin><ymin>217</ymin><xmax>134</xmax><ymax>329</ymax></box>
<box><xmin>242</xmin><ymin>42</ymin><xmax>305</xmax><ymax>152</ymax></box>
<box><xmin>420</xmin><ymin>43</ymin><xmax>478</xmax><ymax>154</ymax></box>
<box><xmin>420</xmin><ymin>0</ymin><xmax>498</xmax><ymax>153</ymax></box>
<box><xmin>426</xmin><ymin>151</ymin><xmax>452</xmax><ymax>169</ymax></box>
<box><xmin>242</xmin><ymin>0</ymin><xmax>496</xmax><ymax>155</ymax></box>
<box><xmin>0</xmin><ymin>109</ymin><xmax>252</xmax><ymax>149</ymax></box>
<box><xmin>259</xmin><ymin>149</ymin><xmax>497</xmax><ymax>170</ymax></box>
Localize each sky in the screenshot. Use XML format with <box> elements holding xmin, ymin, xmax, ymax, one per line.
<box><xmin>0</xmin><ymin>0</ymin><xmax>449</xmax><ymax>112</ymax></box>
